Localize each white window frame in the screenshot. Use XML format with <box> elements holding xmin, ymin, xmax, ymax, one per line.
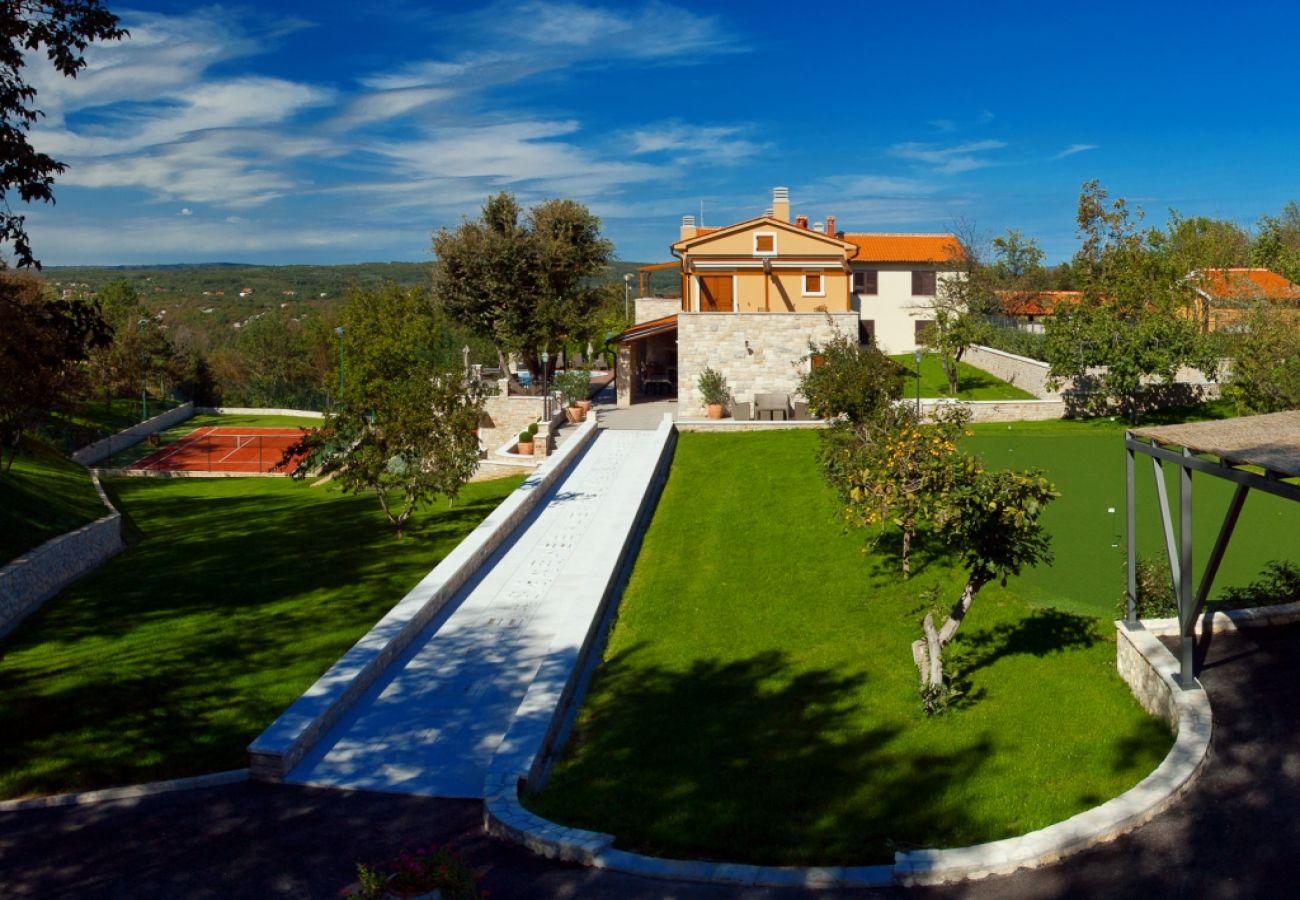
<box><xmin>753</xmin><ymin>231</ymin><xmax>778</xmax><ymax>256</ymax></box>
<box><xmin>802</xmin><ymin>272</ymin><xmax>826</xmax><ymax>297</ymax></box>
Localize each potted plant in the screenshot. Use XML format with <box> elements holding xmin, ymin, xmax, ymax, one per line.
<box><xmin>697</xmin><ymin>367</ymin><xmax>732</xmax><ymax>419</ymax></box>
<box><xmin>516</xmin><ymin>429</ymin><xmax>534</xmax><ymax>455</ymax></box>
<box><xmin>555</xmin><ymin>369</ymin><xmax>589</xmax><ymax>423</ymax></box>
<box><xmin>342</xmin><ymin>841</ymin><xmax>484</xmax><ymax>899</ymax></box>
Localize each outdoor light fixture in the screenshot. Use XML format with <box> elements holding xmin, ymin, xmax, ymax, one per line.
<box><xmin>623</xmin><ymin>273</ymin><xmax>633</xmax><ymax>321</ymax></box>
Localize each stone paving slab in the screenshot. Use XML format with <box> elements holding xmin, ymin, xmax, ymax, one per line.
<box><xmin>286</xmin><ymin>425</ymin><xmax>672</xmax><ymax>798</ymax></box>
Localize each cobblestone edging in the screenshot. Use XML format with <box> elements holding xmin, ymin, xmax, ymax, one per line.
<box><xmin>71</xmin><ymin>403</ymin><xmax>196</xmax><ymax>465</ymax></box>
<box><xmin>0</xmin><ymin>472</ymin><xmax>125</xmax><ymax>640</ymax></box>
<box><xmin>247</xmin><ymin>416</ymin><xmax>601</xmax><ymax>781</ymax></box>
<box><xmin>0</xmin><ymin>769</ymin><xmax>248</xmax><ymax>812</ymax></box>
<box><xmin>482</xmin><ymin>565</ymin><xmax>1212</xmax><ymax>888</ymax></box>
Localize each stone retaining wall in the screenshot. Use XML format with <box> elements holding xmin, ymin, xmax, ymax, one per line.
<box><xmin>482</xmin><ymin>394</ymin><xmax>549</xmax><ymax>458</ymax></box>
<box><xmin>72</xmin><ymin>403</ymin><xmax>195</xmax><ymax>465</ymax></box>
<box><xmin>920</xmin><ymin>397</ymin><xmax>1066</xmax><ymax>422</ymax></box>
<box><xmin>0</xmin><ymin>473</ymin><xmax>124</xmax><ymax>639</ymax></box>
<box><xmin>964</xmin><ymin>345</ymin><xmax>1057</xmax><ymax>398</ymax></box>
<box><xmin>194</xmin><ymin>407</ymin><xmax>322</xmax><ymax>417</ymax></box>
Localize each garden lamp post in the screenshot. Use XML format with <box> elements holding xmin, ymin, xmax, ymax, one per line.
<box><xmin>541</xmin><ymin>350</ymin><xmax>550</xmax><ymax>418</ymax></box>
<box><xmin>914</xmin><ymin>347</ymin><xmax>923</xmax><ymax>416</ymax></box>
<box><xmin>624</xmin><ymin>273</ymin><xmax>632</xmax><ymax>321</ymax></box>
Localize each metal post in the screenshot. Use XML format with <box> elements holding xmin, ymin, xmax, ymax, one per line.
<box><xmin>541</xmin><ymin>350</ymin><xmax>550</xmax><ymax>420</ymax></box>
<box><xmin>139</xmin><ymin>318</ymin><xmax>149</xmax><ymax>424</ymax></box>
<box><xmin>624</xmin><ymin>273</ymin><xmax>632</xmax><ymax>322</ymax></box>
<box><xmin>913</xmin><ymin>348</ymin><xmax>922</xmax><ymax>417</ymax></box>
<box><xmin>1125</xmin><ymin>439</ymin><xmax>1137</xmax><ymax>627</ymax></box>
<box><xmin>335</xmin><ymin>326</ymin><xmax>345</xmax><ymax>400</ymax></box>
<box><xmin>1179</xmin><ymin>450</ymin><xmax>1195</xmax><ymax>688</ymax></box>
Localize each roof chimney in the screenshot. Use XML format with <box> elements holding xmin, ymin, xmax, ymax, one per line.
<box><xmin>772</xmin><ymin>186</ymin><xmax>790</xmax><ymax>222</ymax></box>
<box><xmin>795</xmin><ymin>214</ymin><xmax>809</xmax><ymax>229</ymax></box>
<box><xmin>680</xmin><ymin>214</ymin><xmax>696</xmax><ymax>241</ymax></box>
<box><xmin>813</xmin><ymin>221</ymin><xmax>825</xmax><ymax>233</ymax></box>
<box><xmin>826</xmin><ymin>215</ymin><xmax>837</xmax><ymax>237</ymax></box>
<box><xmin>764</xmin><ymin>207</ymin><xmax>773</xmax><ymax>218</ymax></box>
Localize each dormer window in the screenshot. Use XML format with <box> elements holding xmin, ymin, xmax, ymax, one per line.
<box><xmin>753</xmin><ymin>232</ymin><xmax>777</xmax><ymax>256</ymax></box>
<box><xmin>803</xmin><ymin>272</ymin><xmax>825</xmax><ymax>297</ymax></box>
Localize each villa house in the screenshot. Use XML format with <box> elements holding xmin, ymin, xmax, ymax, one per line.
<box><xmin>1187</xmin><ymin>267</ymin><xmax>1300</xmax><ymax>332</ymax></box>
<box><xmin>612</xmin><ymin>186</ymin><xmax>963</xmax><ymax>414</ymax></box>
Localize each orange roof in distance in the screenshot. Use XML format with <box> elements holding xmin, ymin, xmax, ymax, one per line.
<box><xmin>844</xmin><ymin>233</ymin><xmax>963</xmax><ymax>264</ymax></box>
<box><xmin>1192</xmin><ymin>267</ymin><xmax>1300</xmax><ymax>301</ymax></box>
<box><xmin>997</xmin><ymin>290</ymin><xmax>1082</xmax><ymax>316</ymax></box>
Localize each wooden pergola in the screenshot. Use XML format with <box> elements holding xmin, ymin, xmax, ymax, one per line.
<box><xmin>1126</xmin><ymin>411</ymin><xmax>1300</xmax><ymax>687</ymax></box>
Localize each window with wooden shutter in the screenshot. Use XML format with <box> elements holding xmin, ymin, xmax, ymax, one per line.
<box><xmin>853</xmin><ymin>270</ymin><xmax>879</xmax><ymax>295</ymax></box>
<box><xmin>803</xmin><ymin>273</ymin><xmax>824</xmax><ymax>296</ymax></box>
<box><xmin>753</xmin><ymin>232</ymin><xmax>776</xmax><ymax>255</ymax></box>
<box><xmin>912</xmin><ymin>270</ymin><xmax>936</xmax><ymax>295</ymax></box>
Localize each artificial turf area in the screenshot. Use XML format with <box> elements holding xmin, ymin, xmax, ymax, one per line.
<box><xmin>527</xmin><ymin>430</ymin><xmax>1175</xmax><ymax>865</ymax></box>
<box><xmin>0</xmin><ymin>471</ymin><xmax>523</xmax><ymax>799</ymax></box>
<box><xmin>0</xmin><ymin>438</ymin><xmax>107</xmax><ymax>561</ymax></box>
<box><xmin>892</xmin><ymin>353</ymin><xmax>1038</xmax><ymax>401</ymax></box>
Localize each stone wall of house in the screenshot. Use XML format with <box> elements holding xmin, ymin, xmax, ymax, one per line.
<box><xmin>677</xmin><ymin>312</ymin><xmax>858</xmax><ymax>416</ymax></box>
<box><xmin>0</xmin><ymin>473</ymin><xmax>124</xmax><ymax>639</ymax></box>
<box><xmin>634</xmin><ymin>297</ymin><xmax>680</xmax><ymax>325</ymax></box>
<box><xmin>72</xmin><ymin>403</ymin><xmax>196</xmax><ymax>465</ymax></box>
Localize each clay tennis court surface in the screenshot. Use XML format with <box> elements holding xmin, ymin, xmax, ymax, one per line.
<box><xmin>128</xmin><ymin>426</ymin><xmax>309</xmax><ymax>475</ymax></box>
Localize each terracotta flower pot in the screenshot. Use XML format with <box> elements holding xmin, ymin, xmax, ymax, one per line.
<box><xmin>565</xmin><ymin>405</ymin><xmax>585</xmax><ymax>423</ymax></box>
<box><xmin>707</xmin><ymin>403</ymin><xmax>725</xmax><ymax>419</ymax></box>
<box><xmin>517</xmin><ymin>440</ymin><xmax>534</xmax><ymax>455</ymax></box>
<box><xmin>577</xmin><ymin>399</ymin><xmax>593</xmax><ymax>414</ymax></box>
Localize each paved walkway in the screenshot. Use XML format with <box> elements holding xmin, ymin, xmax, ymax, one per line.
<box><xmin>7</xmin><ymin>624</ymin><xmax>1300</xmax><ymax>898</ymax></box>
<box><xmin>285</xmin><ymin>427</ymin><xmax>667</xmax><ymax>798</ymax></box>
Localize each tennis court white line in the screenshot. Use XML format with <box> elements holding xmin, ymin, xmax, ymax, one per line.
<box><xmin>137</xmin><ymin>425</ymin><xmax>217</xmax><ymax>469</ymax></box>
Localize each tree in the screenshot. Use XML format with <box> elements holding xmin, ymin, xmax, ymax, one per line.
<box><xmin>990</xmin><ymin>228</ymin><xmax>1046</xmax><ymax>283</ymax></box>
<box><xmin>432</xmin><ymin>193</ymin><xmax>613</xmax><ymax>388</ymax></box>
<box><xmin>798</xmin><ymin>330</ymin><xmax>904</xmax><ymax>426</ymax></box>
<box><xmin>1043</xmin><ymin>181</ymin><xmax>1214</xmax><ymax>423</ymax></box>
<box><xmin>917</xmin><ymin>228</ymin><xmax>992</xmax><ymax>395</ymax></box>
<box><xmin>912</xmin><ymin>461</ymin><xmax>1057</xmax><ymax>710</ymax></box>
<box><xmin>1251</xmin><ymin>201</ymin><xmax>1300</xmax><ymax>284</ymax></box>
<box><xmin>1163</xmin><ymin>211</ymin><xmax>1251</xmax><ymax>273</ymax></box>
<box><xmin>1222</xmin><ymin>303</ymin><xmax>1300</xmax><ymax>414</ymax></box>
<box><xmin>0</xmin><ymin>267</ymin><xmax>109</xmax><ymax>468</ymax></box>
<box><xmin>288</xmin><ymin>284</ymin><xmax>485</xmax><ymax>537</ymax></box>
<box><xmin>1</xmin><ymin>1</ymin><xmax>128</xmax><ymax>268</ymax></box>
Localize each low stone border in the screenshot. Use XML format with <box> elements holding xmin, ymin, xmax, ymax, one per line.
<box><xmin>194</xmin><ymin>406</ymin><xmax>323</xmax><ymax>418</ymax></box>
<box><xmin>1139</xmin><ymin>600</ymin><xmax>1300</xmax><ymax>637</ymax></box>
<box><xmin>0</xmin><ymin>472</ymin><xmax>125</xmax><ymax>639</ymax></box>
<box><xmin>71</xmin><ymin>403</ymin><xmax>196</xmax><ymax>465</ymax></box>
<box><xmin>93</xmin><ymin>467</ymin><xmax>294</xmax><ymax>479</ymax></box>
<box><xmin>247</xmin><ymin>415</ymin><xmax>601</xmax><ymax>780</ymax></box>
<box><xmin>0</xmin><ymin>769</ymin><xmax>248</xmax><ymax>812</ymax></box>
<box><xmin>675</xmin><ymin>418</ymin><xmax>825</xmax><ymax>431</ymax></box>
<box><xmin>482</xmin><ymin>542</ymin><xmax>1213</xmax><ymax>888</ymax></box>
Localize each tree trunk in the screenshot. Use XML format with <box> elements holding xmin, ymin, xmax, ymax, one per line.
<box><xmin>914</xmin><ymin>569</ymin><xmax>991</xmax><ymax>691</ymax></box>
<box><xmin>901</xmin><ymin>528</ymin><xmax>912</xmax><ymax>577</ymax></box>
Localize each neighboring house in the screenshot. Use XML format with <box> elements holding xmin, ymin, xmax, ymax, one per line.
<box><xmin>997</xmin><ymin>290</ymin><xmax>1083</xmax><ymax>330</ymax></box>
<box><xmin>610</xmin><ymin>186</ymin><xmax>962</xmax><ymax>414</ymax></box>
<box><xmin>1187</xmin><ymin>267</ymin><xmax>1300</xmax><ymax>332</ymax></box>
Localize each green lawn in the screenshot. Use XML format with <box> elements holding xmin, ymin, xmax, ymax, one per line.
<box><xmin>0</xmin><ymin>438</ymin><xmax>107</xmax><ymax>561</ymax></box>
<box><xmin>970</xmin><ymin>417</ymin><xmax>1300</xmax><ymax>618</ymax></box>
<box><xmin>527</xmin><ymin>430</ymin><xmax>1171</xmax><ymax>865</ymax></box>
<box><xmin>0</xmin><ymin>472</ymin><xmax>522</xmax><ymax>799</ymax></box>
<box><xmin>98</xmin><ymin>412</ymin><xmax>323</xmax><ymax>468</ymax></box>
<box><xmin>893</xmin><ymin>353</ymin><xmax>1038</xmax><ymax>400</ymax></box>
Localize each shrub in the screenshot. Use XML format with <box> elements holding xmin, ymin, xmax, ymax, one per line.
<box><xmin>697</xmin><ymin>367</ymin><xmax>732</xmax><ymax>406</ymax></box>
<box><xmin>797</xmin><ymin>332</ymin><xmax>902</xmax><ymax>424</ymax></box>
<box><xmin>1217</xmin><ymin>560</ymin><xmax>1300</xmax><ymax>610</ymax></box>
<box><xmin>348</xmin><ymin>842</ymin><xmax>483</xmax><ymax>899</ymax></box>
<box><xmin>979</xmin><ymin>323</ymin><xmax>1048</xmax><ymax>361</ymax></box>
<box><xmin>518</xmin><ymin>430</ymin><xmax>533</xmax><ymax>444</ymax></box>
<box><xmin>554</xmin><ymin>369</ymin><xmax>590</xmax><ymax>407</ymax></box>
<box><xmin>1117</xmin><ymin>555</ymin><xmax>1177</xmax><ymax>619</ymax></box>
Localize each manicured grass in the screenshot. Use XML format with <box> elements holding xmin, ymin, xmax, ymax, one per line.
<box><xmin>892</xmin><ymin>353</ymin><xmax>1038</xmax><ymax>400</ymax></box>
<box><xmin>527</xmin><ymin>431</ymin><xmax>1170</xmax><ymax>865</ymax></box>
<box><xmin>98</xmin><ymin>412</ymin><xmax>323</xmax><ymax>468</ymax></box>
<box><xmin>969</xmin><ymin>417</ymin><xmax>1300</xmax><ymax>618</ymax></box>
<box><xmin>0</xmin><ymin>472</ymin><xmax>522</xmax><ymax>799</ymax></box>
<box><xmin>0</xmin><ymin>438</ymin><xmax>107</xmax><ymax>561</ymax></box>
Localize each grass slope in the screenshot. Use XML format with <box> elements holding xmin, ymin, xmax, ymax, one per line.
<box><xmin>893</xmin><ymin>353</ymin><xmax>1038</xmax><ymax>400</ymax></box>
<box><xmin>0</xmin><ymin>472</ymin><xmax>522</xmax><ymax>799</ymax></box>
<box><xmin>0</xmin><ymin>439</ymin><xmax>106</xmax><ymax>561</ymax></box>
<box><xmin>528</xmin><ymin>431</ymin><xmax>1169</xmax><ymax>865</ymax></box>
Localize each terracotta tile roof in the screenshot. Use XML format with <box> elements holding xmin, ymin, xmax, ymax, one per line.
<box><xmin>1192</xmin><ymin>267</ymin><xmax>1300</xmax><ymax>301</ymax></box>
<box><xmin>844</xmin><ymin>233</ymin><xmax>963</xmax><ymax>264</ymax></box>
<box><xmin>997</xmin><ymin>290</ymin><xmax>1083</xmax><ymax>316</ymax></box>
<box><xmin>607</xmin><ymin>314</ymin><xmax>677</xmax><ymax>344</ymax></box>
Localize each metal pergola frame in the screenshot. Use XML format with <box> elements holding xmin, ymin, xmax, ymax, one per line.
<box><xmin>1126</xmin><ymin>425</ymin><xmax>1300</xmax><ymax>688</ymax></box>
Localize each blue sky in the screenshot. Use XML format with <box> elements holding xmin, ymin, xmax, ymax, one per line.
<box><xmin>20</xmin><ymin>0</ymin><xmax>1300</xmax><ymax>267</ymax></box>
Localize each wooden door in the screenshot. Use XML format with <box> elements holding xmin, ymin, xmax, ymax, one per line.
<box><xmin>698</xmin><ymin>275</ymin><xmax>734</xmax><ymax>312</ymax></box>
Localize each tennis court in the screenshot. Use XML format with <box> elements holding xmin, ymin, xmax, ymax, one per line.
<box><xmin>128</xmin><ymin>426</ymin><xmax>309</xmax><ymax>475</ymax></box>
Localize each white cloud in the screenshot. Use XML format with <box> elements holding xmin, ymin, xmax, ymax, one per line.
<box><xmin>180</xmin><ymin>208</ymin><xmax>192</xmax><ymax>216</ymax></box>
<box><xmin>890</xmin><ymin>140</ymin><xmax>1008</xmax><ymax>174</ymax></box>
<box><xmin>624</xmin><ymin>122</ymin><xmax>767</xmax><ymax>165</ymax></box>
<box><xmin>1054</xmin><ymin>143</ymin><xmax>1098</xmax><ymax>159</ymax></box>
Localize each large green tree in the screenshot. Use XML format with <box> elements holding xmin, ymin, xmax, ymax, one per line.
<box><xmin>0</xmin><ymin>268</ymin><xmax>109</xmax><ymax>468</ymax></box>
<box><xmin>1251</xmin><ymin>200</ymin><xmax>1300</xmax><ymax>283</ymax></box>
<box><xmin>290</xmin><ymin>284</ymin><xmax>484</xmax><ymax>536</ymax></box>
<box><xmin>432</xmin><ymin>193</ymin><xmax>613</xmax><ymax>388</ymax></box>
<box><xmin>1044</xmin><ymin>181</ymin><xmax>1214</xmax><ymax>423</ymax></box>
<box><xmin>1222</xmin><ymin>303</ymin><xmax>1300</xmax><ymax>414</ymax></box>
<box><xmin>1</xmin><ymin>1</ymin><xmax>127</xmax><ymax>267</ymax></box>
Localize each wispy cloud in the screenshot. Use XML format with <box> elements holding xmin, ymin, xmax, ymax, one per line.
<box><xmin>890</xmin><ymin>139</ymin><xmax>1008</xmax><ymax>174</ymax></box>
<box><xmin>1054</xmin><ymin>143</ymin><xmax>1098</xmax><ymax>159</ymax></box>
<box><xmin>625</xmin><ymin>122</ymin><xmax>768</xmax><ymax>165</ymax></box>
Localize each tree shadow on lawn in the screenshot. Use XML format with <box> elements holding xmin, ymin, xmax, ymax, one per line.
<box><xmin>529</xmin><ymin>645</ymin><xmax>992</xmax><ymax>866</ymax></box>
<box><xmin>945</xmin><ymin>607</ymin><xmax>1100</xmax><ymax>693</ymax></box>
